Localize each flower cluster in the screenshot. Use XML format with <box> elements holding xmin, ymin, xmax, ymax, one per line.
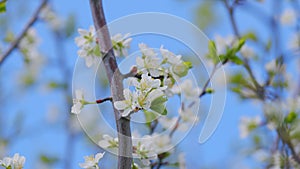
<box><xmin>98</xmin><ymin>132</ymin><xmax>173</xmax><ymax>167</ymax></box>
<box><xmin>111</xmin><ymin>33</ymin><xmax>132</xmax><ymax>57</ymax></box>
<box><xmin>19</xmin><ymin>28</ymin><xmax>41</xmax><ymax>63</ymax></box>
<box><xmin>136</xmin><ymin>44</ymin><xmax>192</xmax><ymax>81</ymax></box>
<box><xmin>73</xmin><ymin>32</ymin><xmax>198</xmax><ymax>168</ymax></box>
<box><xmin>98</xmin><ymin>134</ymin><xmax>118</xmax><ymax>149</ymax></box>
<box><xmin>75</xmin><ymin>26</ymin><xmax>101</xmax><ymax>67</ymax></box>
<box><xmin>239</xmin><ymin>116</ymin><xmax>262</xmax><ymax>138</ymax></box>
<box><xmin>214</xmin><ymin>34</ymin><xmax>254</xmax><ymax>59</ymax></box>
<box><xmin>280</xmin><ymin>8</ymin><xmax>297</xmax><ymax>26</ymax></box>
<box><xmin>0</xmin><ymin>153</ymin><xmax>26</xmax><ymax>169</ymax></box>
<box><xmin>79</xmin><ymin>152</ymin><xmax>105</xmax><ymax>169</ymax></box>
<box><xmin>114</xmin><ymin>74</ymin><xmax>167</xmax><ymax>117</ymax></box>
<box><xmin>75</xmin><ymin>26</ymin><xmax>132</xmax><ymax>67</ymax></box>
<box><xmin>40</xmin><ymin>5</ymin><xmax>62</xmax><ymax>31</ymax></box>
<box><xmin>71</xmin><ymin>89</ymin><xmax>92</xmax><ymax>115</ymax></box>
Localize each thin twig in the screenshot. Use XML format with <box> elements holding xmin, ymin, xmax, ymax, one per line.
<box><xmin>0</xmin><ymin>0</ymin><xmax>48</xmax><ymax>65</ymax></box>
<box><xmin>224</xmin><ymin>0</ymin><xmax>240</xmax><ymax>38</ymax></box>
<box><xmin>199</xmin><ymin>65</ymin><xmax>217</xmax><ymax>98</ymax></box>
<box><xmin>169</xmin><ymin>117</ymin><xmax>181</xmax><ymax>138</ymax></box>
<box><xmin>96</xmin><ymin>97</ymin><xmax>112</xmax><ymax>104</ymax></box>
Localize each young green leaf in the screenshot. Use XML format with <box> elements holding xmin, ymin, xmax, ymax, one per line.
<box><xmin>230</xmin><ymin>55</ymin><xmax>244</xmax><ymax>65</ymax></box>
<box><xmin>207</xmin><ymin>40</ymin><xmax>218</xmax><ymax>64</ymax></box>
<box><xmin>0</xmin><ymin>0</ymin><xmax>6</xmax><ymax>13</ymax></box>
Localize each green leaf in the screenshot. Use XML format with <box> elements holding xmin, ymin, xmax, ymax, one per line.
<box><xmin>183</xmin><ymin>61</ymin><xmax>193</xmax><ymax>69</ymax></box>
<box><xmin>4</xmin><ymin>31</ymin><xmax>14</xmax><ymax>42</ymax></box>
<box><xmin>285</xmin><ymin>111</ymin><xmax>298</xmax><ymax>124</ymax></box>
<box><xmin>230</xmin><ymin>72</ymin><xmax>246</xmax><ymax>84</ymax></box>
<box><xmin>195</xmin><ymin>1</ymin><xmax>218</xmax><ymax>30</ymax></box>
<box><xmin>40</xmin><ymin>155</ymin><xmax>59</xmax><ymax>165</ymax></box>
<box><xmin>207</xmin><ymin>40</ymin><xmax>218</xmax><ymax>64</ymax></box>
<box><xmin>146</xmin><ymin>95</ymin><xmax>168</xmax><ymax>115</ymax></box>
<box><xmin>253</xmin><ymin>135</ymin><xmax>261</xmax><ymax>145</ymax></box>
<box><xmin>237</xmin><ymin>38</ymin><xmax>246</xmax><ymax>51</ymax></box>
<box><xmin>242</xmin><ymin>32</ymin><xmax>257</xmax><ymax>41</ymax></box>
<box><xmin>48</xmin><ymin>82</ymin><xmax>59</xmax><ymax>89</ymax></box>
<box><xmin>22</xmin><ymin>73</ymin><xmax>35</xmax><ymax>86</ymax></box>
<box><xmin>205</xmin><ymin>88</ymin><xmax>215</xmax><ymax>94</ymax></box>
<box><xmin>150</xmin><ymin>95</ymin><xmax>167</xmax><ymax>106</ymax></box>
<box><xmin>47</xmin><ymin>82</ymin><xmax>67</xmax><ymax>89</ymax></box>
<box><xmin>0</xmin><ymin>0</ymin><xmax>7</xmax><ymax>14</ymax></box>
<box><xmin>230</xmin><ymin>55</ymin><xmax>244</xmax><ymax>65</ymax></box>
<box><xmin>232</xmin><ymin>38</ymin><xmax>245</xmax><ymax>53</ymax></box>
<box><xmin>132</xmin><ymin>163</ymin><xmax>139</xmax><ymax>169</ymax></box>
<box><xmin>144</xmin><ymin>110</ymin><xmax>158</xmax><ymax>128</ymax></box>
<box><xmin>218</xmin><ymin>54</ymin><xmax>227</xmax><ymax>63</ymax></box>
<box><xmin>150</xmin><ymin>104</ymin><xmax>167</xmax><ymax>115</ymax></box>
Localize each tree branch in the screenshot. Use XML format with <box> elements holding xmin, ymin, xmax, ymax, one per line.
<box><xmin>88</xmin><ymin>0</ymin><xmax>132</xmax><ymax>168</ymax></box>
<box><xmin>0</xmin><ymin>0</ymin><xmax>48</xmax><ymax>66</ymax></box>
<box><xmin>224</xmin><ymin>0</ymin><xmax>300</xmax><ymax>165</ymax></box>
<box><xmin>224</xmin><ymin>0</ymin><xmax>240</xmax><ymax>38</ymax></box>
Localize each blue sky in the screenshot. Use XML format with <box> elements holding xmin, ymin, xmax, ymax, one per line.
<box><xmin>1</xmin><ymin>0</ymin><xmax>296</xmax><ymax>168</ymax></box>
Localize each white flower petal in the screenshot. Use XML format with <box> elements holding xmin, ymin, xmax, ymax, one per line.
<box><xmin>114</xmin><ymin>101</ymin><xmax>127</xmax><ymax>110</ymax></box>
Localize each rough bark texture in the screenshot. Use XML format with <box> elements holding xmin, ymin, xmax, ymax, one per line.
<box><xmin>89</xmin><ymin>0</ymin><xmax>133</xmax><ymax>168</ymax></box>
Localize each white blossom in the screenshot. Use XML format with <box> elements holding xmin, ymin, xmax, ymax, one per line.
<box><xmin>138</xmin><ymin>89</ymin><xmax>166</xmax><ymax>111</ymax></box>
<box><xmin>98</xmin><ymin>134</ymin><xmax>118</xmax><ymax>148</ymax></box>
<box><xmin>160</xmin><ymin>46</ymin><xmax>191</xmax><ymax>78</ymax></box>
<box><xmin>75</xmin><ymin>26</ymin><xmax>100</xmax><ymax>67</ymax></box>
<box><xmin>172</xmin><ymin>80</ymin><xmax>201</xmax><ymax>100</ymax></box>
<box><xmin>0</xmin><ymin>153</ymin><xmax>26</xmax><ymax>169</ymax></box>
<box><xmin>239</xmin><ymin>116</ymin><xmax>261</xmax><ymax>138</ymax></box>
<box><xmin>265</xmin><ymin>59</ymin><xmax>277</xmax><ymax>73</ymax></box>
<box><xmin>253</xmin><ymin>149</ymin><xmax>269</xmax><ymax>162</ymax></box>
<box><xmin>128</xmin><ymin>74</ymin><xmax>162</xmax><ymax>93</ymax></box>
<box><xmin>158</xmin><ymin>116</ymin><xmax>189</xmax><ymax>132</ymax></box>
<box><xmin>114</xmin><ymin>89</ymin><xmax>138</xmax><ymax>117</ymax></box>
<box><xmin>75</xmin><ymin>26</ymin><xmax>96</xmax><ymax>48</ymax></box>
<box><xmin>0</xmin><ymin>157</ymin><xmax>12</xmax><ymax>168</ymax></box>
<box><xmin>115</xmin><ymin>74</ymin><xmax>167</xmax><ymax>117</ymax></box>
<box><xmin>288</xmin><ymin>33</ymin><xmax>300</xmax><ymax>52</ymax></box>
<box><xmin>79</xmin><ymin>152</ymin><xmax>105</xmax><ymax>169</ymax></box>
<box><xmin>240</xmin><ymin>45</ymin><xmax>255</xmax><ymax>59</ymax></box>
<box><xmin>179</xmin><ymin>107</ymin><xmax>199</xmax><ymax>124</ymax></box>
<box><xmin>150</xmin><ymin>133</ymin><xmax>173</xmax><ymax>154</ymax></box>
<box><xmin>270</xmin><ymin>151</ymin><xmax>282</xmax><ymax>169</ymax></box>
<box><xmin>71</xmin><ymin>89</ymin><xmax>85</xmax><ymax>114</ymax></box>
<box><xmin>132</xmin><ymin>133</ymin><xmax>158</xmax><ymax>166</ymax></box>
<box><xmin>40</xmin><ymin>5</ymin><xmax>62</xmax><ymax>30</ymax></box>
<box><xmin>214</xmin><ymin>34</ymin><xmax>237</xmax><ymax>55</ymax></box>
<box><xmin>12</xmin><ymin>153</ymin><xmax>26</xmax><ymax>169</ymax></box>
<box><xmin>19</xmin><ymin>28</ymin><xmax>41</xmax><ymax>61</ymax></box>
<box><xmin>158</xmin><ymin>116</ymin><xmax>178</xmax><ymax>129</ymax></box>
<box><xmin>160</xmin><ymin>46</ymin><xmax>182</xmax><ymax>65</ymax></box>
<box><xmin>178</xmin><ymin>153</ymin><xmax>187</xmax><ymax>169</ymax></box>
<box><xmin>280</xmin><ymin>8</ymin><xmax>296</xmax><ymax>26</ymax></box>
<box><xmin>111</xmin><ymin>33</ymin><xmax>132</xmax><ymax>57</ymax></box>
<box><xmin>264</xmin><ymin>99</ymin><xmax>293</xmax><ymax>130</ymax></box>
<box><xmin>136</xmin><ymin>44</ymin><xmax>162</xmax><ymax>77</ymax></box>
